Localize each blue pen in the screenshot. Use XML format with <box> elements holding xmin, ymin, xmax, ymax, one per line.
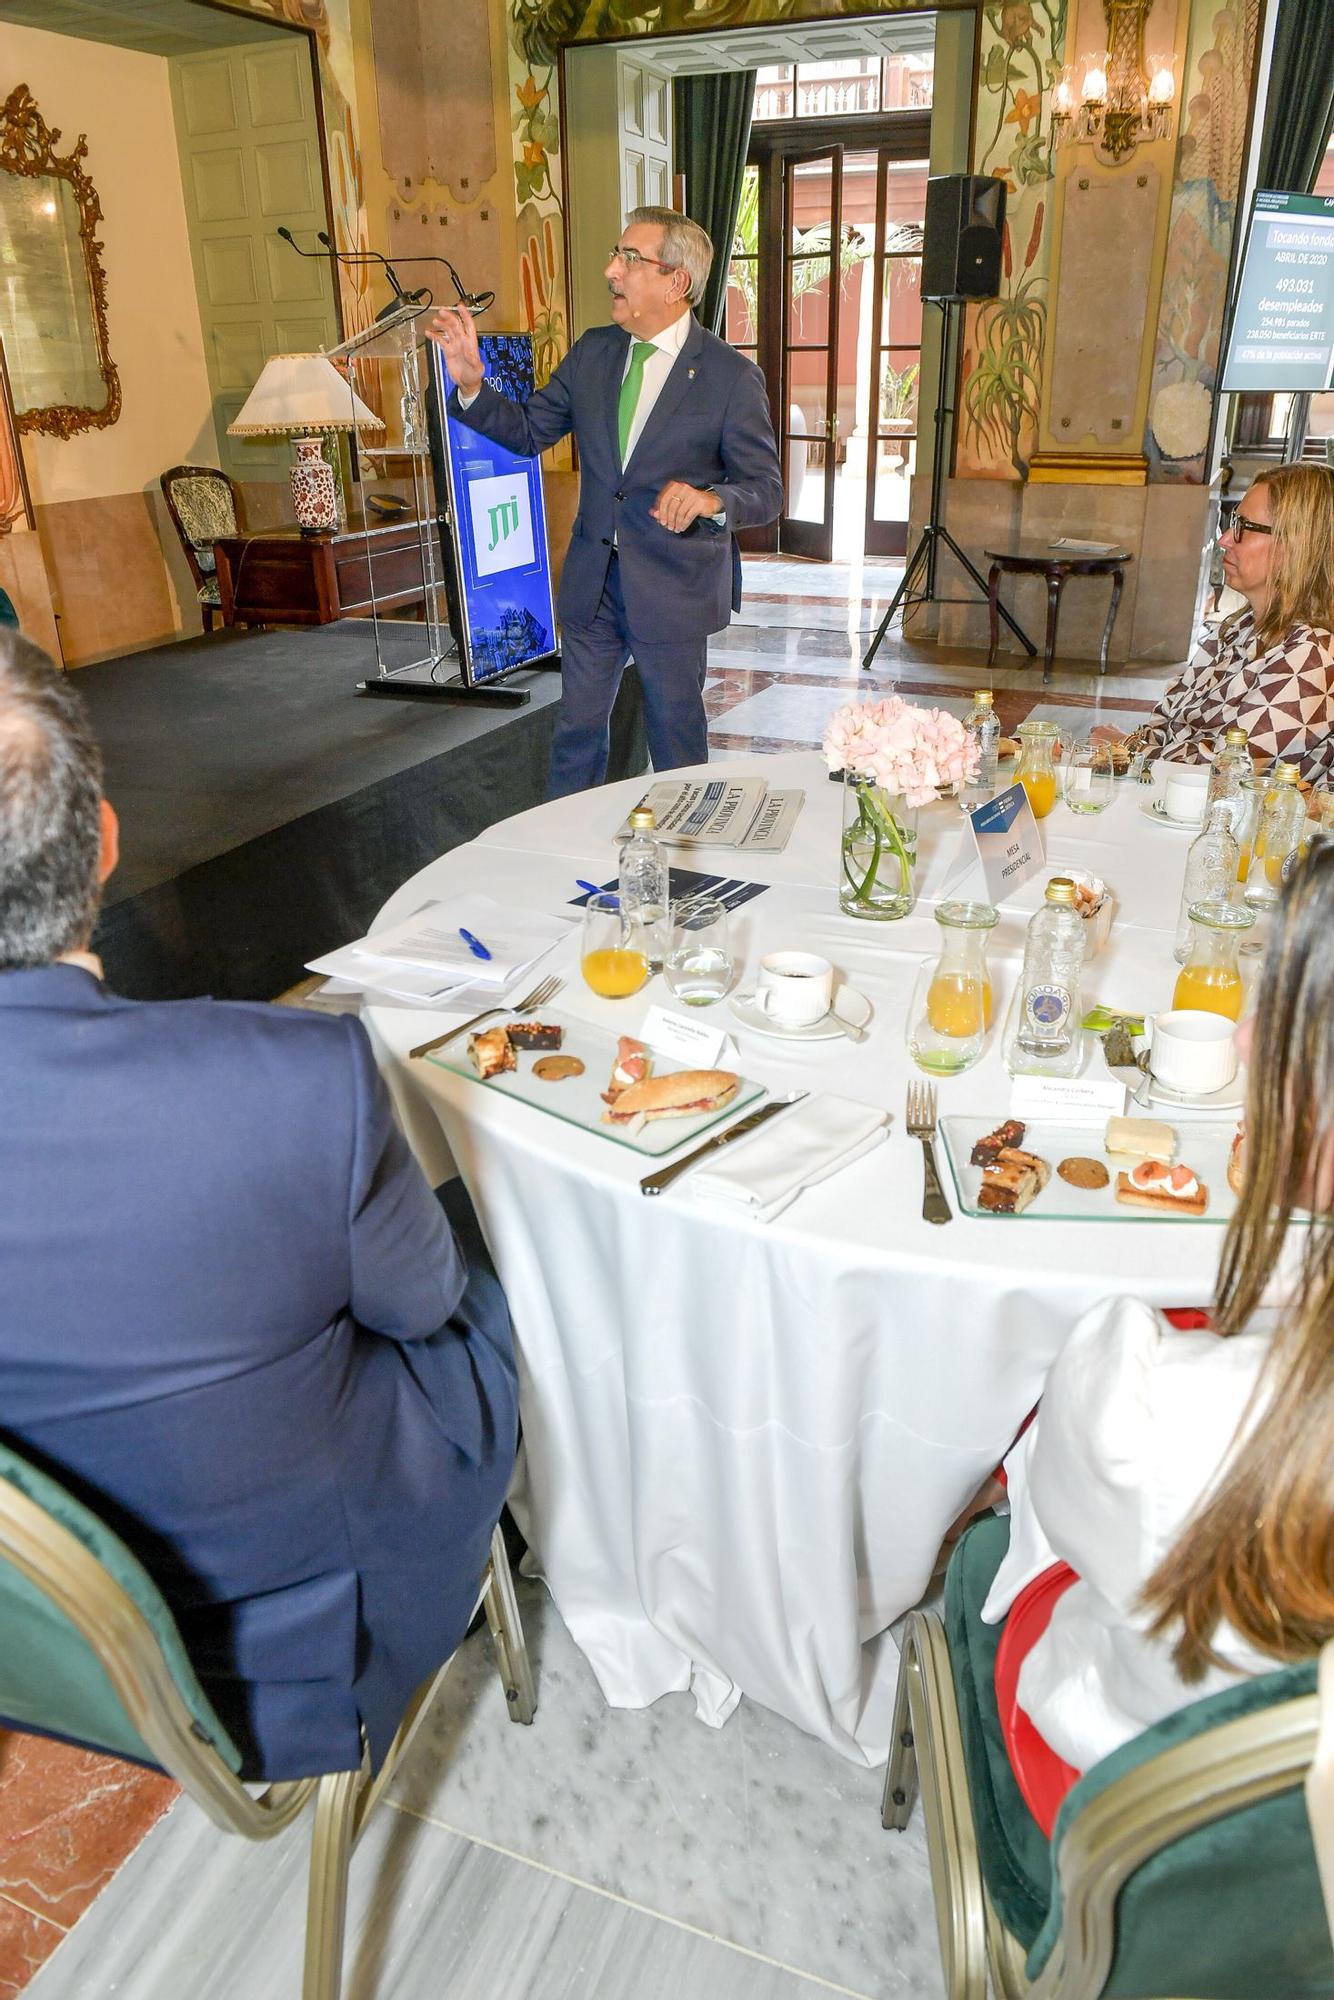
<box><xmin>575</xmin><ymin>879</ymin><xmax>603</xmax><ymax>897</ymax></box>
<box><xmin>458</xmin><ymin>928</ymin><xmax>492</xmax><ymax>961</ymax></box>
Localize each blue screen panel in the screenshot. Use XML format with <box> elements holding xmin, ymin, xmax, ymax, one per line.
<box><xmin>430</xmin><ymin>334</ymin><xmax>558</xmax><ymax>684</ymax></box>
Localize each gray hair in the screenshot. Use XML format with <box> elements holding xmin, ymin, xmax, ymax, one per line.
<box><xmin>625</xmin><ymin>206</ymin><xmax>714</xmax><ymax>308</ymax></box>
<box><xmin>0</xmin><ymin>631</ymin><xmax>104</xmax><ymax>969</ymax></box>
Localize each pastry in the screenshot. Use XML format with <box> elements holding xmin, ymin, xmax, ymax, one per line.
<box><xmin>602</xmin><ymin>1036</ymin><xmax>650</xmax><ymax>1106</ymax></box>
<box><xmin>977</xmin><ymin>1146</ymin><xmax>1051</xmax><ymax>1214</ymax></box>
<box><xmin>603</xmin><ymin>1070</ymin><xmax>739</xmax><ymax>1125</ymax></box>
<box><xmin>1227</xmin><ymin>1122</ymin><xmax>1246</xmax><ymax>1196</ymax></box>
<box><xmin>1114</xmin><ymin>1161</ymin><xmax>1208</xmax><ymax>1216</ymax></box>
<box><xmin>970</xmin><ymin>1118</ymin><xmax>1026</xmax><ymax>1166</ymax></box>
<box><xmin>509</xmin><ymin>1021</ymin><xmax>563</xmax><ymax>1050</ymax></box>
<box><xmin>1058</xmin><ymin>1156</ymin><xmax>1110</xmax><ymax>1190</ymax></box>
<box><xmin>468</xmin><ymin>1027</ymin><xmax>515</xmax><ymax>1080</ymax></box>
<box><xmin>533</xmin><ymin>1055</ymin><xmax>584</xmax><ymax>1082</ymax></box>
<box><xmin>1104</xmin><ymin>1115</ymin><xmax>1176</xmax><ymax>1164</ymax></box>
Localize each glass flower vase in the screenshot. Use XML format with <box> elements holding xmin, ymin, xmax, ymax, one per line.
<box><xmin>839</xmin><ymin>774</ymin><xmax>918</xmax><ymax>919</ymax></box>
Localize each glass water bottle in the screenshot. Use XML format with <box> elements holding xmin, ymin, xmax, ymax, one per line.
<box><xmin>1173</xmin><ymin>801</ymin><xmax>1239</xmax><ymax>964</ymax></box>
<box><xmin>618</xmin><ymin>805</ymin><xmax>667</xmax><ymax>971</ymax></box>
<box><xmin>1173</xmin><ymin>900</ymin><xmax>1256</xmax><ymax>1019</ymax></box>
<box><xmin>960</xmin><ymin>690</ymin><xmax>1000</xmax><ymax>810</ymax></box>
<box><xmin>1205</xmin><ymin>726</ymin><xmax>1251</xmax><ymax>831</ymax></box>
<box><xmin>1244</xmin><ymin>762</ymin><xmax>1305</xmax><ymax>909</ymax></box>
<box><xmin>1004</xmin><ymin>877</ymin><xmax>1086</xmax><ymax>1077</ymax></box>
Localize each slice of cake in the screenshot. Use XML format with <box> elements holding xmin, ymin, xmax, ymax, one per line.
<box><xmin>970</xmin><ymin>1118</ymin><xmax>1026</xmax><ymax>1167</ymax></box>
<box><xmin>978</xmin><ymin>1146</ymin><xmax>1051</xmax><ymax>1214</ymax></box>
<box><xmin>468</xmin><ymin>1026</ymin><xmax>516</xmax><ymax>1080</ymax></box>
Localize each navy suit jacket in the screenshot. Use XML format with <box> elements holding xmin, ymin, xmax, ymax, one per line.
<box><xmin>0</xmin><ymin>965</ymin><xmax>517</xmax><ymax>1779</ymax></box>
<box><xmin>451</xmin><ymin>316</ymin><xmax>783</xmax><ymax>640</ymax></box>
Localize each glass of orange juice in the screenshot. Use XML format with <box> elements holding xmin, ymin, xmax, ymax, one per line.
<box><xmin>1015</xmin><ymin>720</ymin><xmax>1062</xmax><ymax>820</ymax></box>
<box><xmin>1172</xmin><ymin>900</ymin><xmax>1255</xmax><ymax>1020</ymax></box>
<box><xmin>581</xmin><ymin>893</ymin><xmax>649</xmax><ymax>998</ymax></box>
<box><xmin>909</xmin><ymin>901</ymin><xmax>999</xmax><ymax>1074</ymax></box>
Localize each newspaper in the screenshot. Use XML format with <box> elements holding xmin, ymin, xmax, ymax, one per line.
<box><xmin>617</xmin><ymin>777</ymin><xmax>804</xmax><ymax>853</ymax></box>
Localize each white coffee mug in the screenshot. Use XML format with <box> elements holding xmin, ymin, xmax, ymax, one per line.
<box><xmin>1147</xmin><ymin>1008</ymin><xmax>1238</xmax><ymax>1095</ymax></box>
<box><xmin>754</xmin><ymin>950</ymin><xmax>834</xmax><ymax>1029</ymax></box>
<box><xmin>1155</xmin><ymin>760</ymin><xmax>1211</xmax><ymax>826</ymax></box>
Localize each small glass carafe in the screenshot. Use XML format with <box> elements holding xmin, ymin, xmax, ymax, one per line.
<box><xmin>1015</xmin><ymin>720</ymin><xmax>1061</xmax><ymax>820</ymax></box>
<box><xmin>1244</xmin><ymin>761</ymin><xmax>1305</xmax><ymax>909</ymax></box>
<box><xmin>1172</xmin><ymin>900</ymin><xmax>1256</xmax><ymax>1019</ymax></box>
<box><xmin>908</xmin><ymin>901</ymin><xmax>999</xmax><ymax>1075</ymax></box>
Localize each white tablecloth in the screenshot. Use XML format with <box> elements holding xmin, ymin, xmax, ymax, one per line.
<box><xmin>364</xmin><ymin>752</ymin><xmax>1218</xmax><ymax>1766</ymax></box>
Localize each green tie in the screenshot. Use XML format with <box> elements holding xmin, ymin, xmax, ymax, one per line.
<box><xmin>617</xmin><ymin>339</ymin><xmax>654</xmax><ymax>462</ymax></box>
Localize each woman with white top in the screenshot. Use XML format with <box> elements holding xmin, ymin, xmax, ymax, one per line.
<box><xmin>981</xmin><ymin>840</ymin><xmax>1334</xmax><ymax>1795</ymax></box>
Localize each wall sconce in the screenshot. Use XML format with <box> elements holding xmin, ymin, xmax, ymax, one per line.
<box><xmin>1049</xmin><ymin>0</ymin><xmax>1175</xmax><ymax>165</ymax></box>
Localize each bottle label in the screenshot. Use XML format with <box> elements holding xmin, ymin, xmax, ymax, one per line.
<box><xmin>1025</xmin><ymin>983</ymin><xmax>1069</xmax><ymax>1032</ymax></box>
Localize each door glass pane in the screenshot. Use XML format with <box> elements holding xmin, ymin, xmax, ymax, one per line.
<box><xmin>794</xmin><ymin>58</ymin><xmax>879</xmax><ymax>118</ymax></box>
<box><xmin>753</xmin><ymin>64</ymin><xmax>793</xmax><ymax>122</ymax></box>
<box><xmin>881</xmin><ymin>257</ymin><xmax>923</xmax><ymax>349</ymax></box>
<box><xmin>785</xmin><ymin>381</ymin><xmax>828</xmax><ymax>444</ymax></box>
<box><xmin>872</xmin><ymin>433</ymin><xmax>916</xmax><ymax>524</ymax></box>
<box><xmin>787</xmin><ymin>256</ymin><xmax>830</xmax><ymax>345</ymax></box>
<box><xmin>726</xmin><ymin>262</ymin><xmax>757</xmax><ymax>345</ymax></box>
<box><xmin>787</xmin><ymin>426</ymin><xmax>827</xmax><ymax>520</ymax></box>
<box><xmin>881</xmin><ymin>51</ymin><xmax>934</xmax><ymax>111</ymax></box>
<box><xmin>878</xmin><ymin>347</ymin><xmax>920</xmax><ymax>433</ymax></box>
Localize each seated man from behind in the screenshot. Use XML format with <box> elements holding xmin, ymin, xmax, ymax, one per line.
<box><xmin>0</xmin><ymin>634</ymin><xmax>518</xmax><ymax>1780</ymax></box>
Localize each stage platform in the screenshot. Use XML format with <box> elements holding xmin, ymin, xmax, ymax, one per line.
<box><xmin>85</xmin><ymin>621</ymin><xmax>646</xmax><ymax>1001</ymax></box>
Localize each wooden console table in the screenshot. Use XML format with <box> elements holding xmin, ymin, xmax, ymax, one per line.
<box><xmin>985</xmin><ymin>545</ymin><xmax>1132</xmax><ymax>685</ymax></box>
<box><xmin>214</xmin><ymin>512</ymin><xmax>443</xmax><ymax>628</ymax></box>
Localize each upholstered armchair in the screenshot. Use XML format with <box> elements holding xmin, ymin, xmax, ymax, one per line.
<box><xmin>160</xmin><ymin>465</ymin><xmax>240</xmax><ymax>633</ymax></box>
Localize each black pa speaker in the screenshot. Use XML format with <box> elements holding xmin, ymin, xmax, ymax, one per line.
<box><xmin>920</xmin><ymin>174</ymin><xmax>1006</xmax><ymax>302</ymax></box>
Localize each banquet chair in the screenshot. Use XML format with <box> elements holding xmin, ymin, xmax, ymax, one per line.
<box><xmin>160</xmin><ymin>464</ymin><xmax>240</xmax><ymax>632</ymax></box>
<box><xmin>882</xmin><ymin>1515</ymin><xmax>1330</xmax><ymax>2000</ymax></box>
<box><xmin>0</xmin><ymin>1440</ymin><xmax>536</xmax><ymax>2000</ymax></box>
<box><xmin>1310</xmin><ymin>1640</ymin><xmax>1334</xmax><ymax>1951</ymax></box>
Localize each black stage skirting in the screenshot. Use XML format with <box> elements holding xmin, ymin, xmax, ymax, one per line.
<box><xmin>86</xmin><ymin>621</ymin><xmax>647</xmax><ymax>1002</ymax></box>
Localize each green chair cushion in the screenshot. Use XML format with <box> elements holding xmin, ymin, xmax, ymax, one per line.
<box><xmin>944</xmin><ymin>1514</ymin><xmax>1053</xmax><ymax>1947</ymax></box>
<box><xmin>0</xmin><ymin>1443</ymin><xmax>243</xmax><ymax>1774</ymax></box>
<box><xmin>945</xmin><ymin>1517</ymin><xmax>1332</xmax><ymax>1998</ymax></box>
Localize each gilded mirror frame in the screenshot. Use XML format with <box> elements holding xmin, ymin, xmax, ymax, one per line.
<box><xmin>0</xmin><ymin>84</ymin><xmax>121</xmax><ymax>440</ymax></box>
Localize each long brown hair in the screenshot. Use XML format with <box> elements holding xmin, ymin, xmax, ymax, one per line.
<box><xmin>1242</xmin><ymin>461</ymin><xmax>1334</xmax><ymax>649</ymax></box>
<box><xmin>1141</xmin><ymin>841</ymin><xmax>1334</xmax><ymax>1679</ymax></box>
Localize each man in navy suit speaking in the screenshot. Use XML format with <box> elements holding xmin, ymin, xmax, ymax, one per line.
<box><xmin>0</xmin><ymin>636</ymin><xmax>518</xmax><ymax>1779</ymax></box>
<box><xmin>431</xmin><ymin>207</ymin><xmax>783</xmax><ymax>798</ymax></box>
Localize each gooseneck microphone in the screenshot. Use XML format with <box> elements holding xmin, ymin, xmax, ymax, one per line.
<box><xmin>276</xmin><ymin>227</ymin><xmax>495</xmax><ymax>320</ymax></box>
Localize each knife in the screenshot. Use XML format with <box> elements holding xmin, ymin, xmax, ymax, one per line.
<box><xmin>639</xmin><ymin>1093</ymin><xmax>807</xmax><ymax>1197</ymax></box>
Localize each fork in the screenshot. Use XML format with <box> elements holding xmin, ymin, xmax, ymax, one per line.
<box><xmin>905</xmin><ymin>1079</ymin><xmax>952</xmax><ymax>1226</ymax></box>
<box><xmin>409</xmin><ymin>974</ymin><xmax>564</xmax><ymax>1061</ymax></box>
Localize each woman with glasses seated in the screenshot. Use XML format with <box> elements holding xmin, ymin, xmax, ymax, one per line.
<box><xmin>1097</xmin><ymin>462</ymin><xmax>1334</xmax><ymax>784</ymax></box>
<box><xmin>977</xmin><ymin>843</ymin><xmax>1334</xmax><ymax>1830</ymax></box>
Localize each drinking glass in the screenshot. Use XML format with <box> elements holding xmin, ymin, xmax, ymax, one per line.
<box><xmin>906</xmin><ymin>955</ymin><xmax>986</xmax><ymax>1076</ymax></box>
<box><xmin>1061</xmin><ymin>736</ymin><xmax>1116</xmax><ymax>815</ymax></box>
<box><xmin>581</xmin><ymin>893</ymin><xmax>648</xmax><ymax>998</ymax></box>
<box><xmin>663</xmin><ymin>898</ymin><xmax>733</xmax><ymax>1006</ymax></box>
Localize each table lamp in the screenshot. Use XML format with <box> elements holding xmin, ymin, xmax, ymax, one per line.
<box><xmin>228</xmin><ymin>352</ymin><xmax>385</xmax><ymax>533</ymax></box>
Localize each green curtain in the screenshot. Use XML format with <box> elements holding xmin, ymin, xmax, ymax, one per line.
<box><xmin>673</xmin><ymin>73</ymin><xmax>756</xmax><ymax>337</ymax></box>
<box><xmin>1256</xmin><ymin>0</ymin><xmax>1334</xmax><ymax>191</ymax></box>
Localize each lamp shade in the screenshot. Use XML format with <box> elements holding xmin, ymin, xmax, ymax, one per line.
<box><xmin>227</xmin><ymin>352</ymin><xmax>384</xmax><ymax>437</ymax></box>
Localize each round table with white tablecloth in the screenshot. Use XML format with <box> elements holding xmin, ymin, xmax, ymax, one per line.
<box><xmin>363</xmin><ymin>751</ymin><xmax>1219</xmax><ymax>1767</ymax></box>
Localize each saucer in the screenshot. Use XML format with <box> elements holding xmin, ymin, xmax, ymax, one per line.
<box><xmin>1143</xmin><ymin>1068</ymin><xmax>1245</xmax><ymax>1111</ymax></box>
<box><xmin>1139</xmin><ymin>797</ymin><xmax>1205</xmax><ymax>831</ymax></box>
<box><xmin>729</xmin><ymin>984</ymin><xmax>872</xmax><ymax>1042</ymax></box>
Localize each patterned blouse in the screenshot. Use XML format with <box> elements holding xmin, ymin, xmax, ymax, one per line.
<box><xmin>1136</xmin><ymin>610</ymin><xmax>1334</xmax><ymax>782</ymax></box>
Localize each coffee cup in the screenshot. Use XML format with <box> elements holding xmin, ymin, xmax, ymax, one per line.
<box><xmin>754</xmin><ymin>951</ymin><xmax>834</xmax><ymax>1029</ymax></box>
<box><xmin>1146</xmin><ymin>1008</ymin><xmax>1238</xmax><ymax>1095</ymax></box>
<box><xmin>1154</xmin><ymin>759</ymin><xmax>1211</xmax><ymax>826</ymax></box>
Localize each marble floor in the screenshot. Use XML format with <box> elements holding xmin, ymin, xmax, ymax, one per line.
<box><xmin>22</xmin><ymin>1578</ymin><xmax>943</xmax><ymax>2000</ymax></box>
<box><xmin>4</xmin><ymin>551</ymin><xmax>1189</xmax><ymax>2000</ymax></box>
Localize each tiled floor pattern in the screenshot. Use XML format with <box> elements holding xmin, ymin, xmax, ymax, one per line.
<box><xmin>25</xmin><ymin>1580</ymin><xmax>943</xmax><ymax>2000</ymax></box>
<box><xmin>4</xmin><ymin>552</ymin><xmax>1186</xmax><ymax>1999</ymax></box>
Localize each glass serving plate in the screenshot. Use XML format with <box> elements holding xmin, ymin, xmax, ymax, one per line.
<box><xmin>427</xmin><ymin>1014</ymin><xmax>764</xmax><ymax>1156</ymax></box>
<box><xmin>939</xmin><ymin>1115</ymin><xmax>1243</xmax><ymax>1224</ymax></box>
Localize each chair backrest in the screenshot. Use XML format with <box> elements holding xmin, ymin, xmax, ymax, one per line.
<box><xmin>0</xmin><ymin>1439</ymin><xmax>243</xmax><ymax>1778</ymax></box>
<box><xmin>1310</xmin><ymin>1638</ymin><xmax>1334</xmax><ymax>1953</ymax></box>
<box><xmin>159</xmin><ymin>465</ymin><xmax>239</xmax><ymax>588</ymax></box>
<box><xmin>1030</xmin><ymin>1657</ymin><xmax>1329</xmax><ymax>1999</ymax></box>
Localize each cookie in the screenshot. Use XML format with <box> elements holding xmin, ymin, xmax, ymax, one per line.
<box><xmin>533</xmin><ymin>1055</ymin><xmax>584</xmax><ymax>1082</ymax></box>
<box><xmin>1058</xmin><ymin>1156</ymin><xmax>1110</xmax><ymax>1190</ymax></box>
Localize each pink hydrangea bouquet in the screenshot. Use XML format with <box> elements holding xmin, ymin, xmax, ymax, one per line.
<box><xmin>823</xmin><ymin>696</ymin><xmax>978</xmax><ymax>918</ymax></box>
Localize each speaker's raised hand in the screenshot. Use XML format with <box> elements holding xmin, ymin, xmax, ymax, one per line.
<box><xmin>428</xmin><ymin>305</ymin><xmax>484</xmax><ymax>395</ymax></box>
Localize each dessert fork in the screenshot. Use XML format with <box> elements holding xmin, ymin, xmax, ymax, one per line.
<box><xmin>409</xmin><ymin>974</ymin><xmax>563</xmax><ymax>1060</ymax></box>
<box><xmin>905</xmin><ymin>1080</ymin><xmax>952</xmax><ymax>1225</ymax></box>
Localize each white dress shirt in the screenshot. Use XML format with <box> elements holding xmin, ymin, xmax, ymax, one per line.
<box><xmin>618</xmin><ymin>308</ymin><xmax>692</xmax><ymax>463</ymax></box>
<box><xmin>981</xmin><ymin>1295</ymin><xmax>1275</xmax><ymax>1772</ymax></box>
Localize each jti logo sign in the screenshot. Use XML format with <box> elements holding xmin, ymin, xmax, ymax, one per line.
<box><xmin>487</xmin><ymin>496</ymin><xmax>520</xmax><ymax>551</ymax></box>
<box><xmin>469</xmin><ymin>474</ymin><xmax>536</xmax><ymax>578</ymax></box>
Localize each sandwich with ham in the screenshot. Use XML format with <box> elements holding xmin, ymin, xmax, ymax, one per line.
<box><xmin>602</xmin><ymin>1069</ymin><xmax>739</xmax><ymax>1126</ymax></box>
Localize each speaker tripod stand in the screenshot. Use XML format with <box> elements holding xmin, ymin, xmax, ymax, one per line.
<box><xmin>862</xmin><ymin>298</ymin><xmax>1035</xmax><ymax>671</ymax></box>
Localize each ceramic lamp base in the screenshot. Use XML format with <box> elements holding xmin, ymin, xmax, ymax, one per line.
<box><xmin>290</xmin><ymin>434</ymin><xmax>337</xmax><ymax>533</ymax></box>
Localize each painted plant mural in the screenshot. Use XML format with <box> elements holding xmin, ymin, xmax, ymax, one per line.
<box><xmin>957</xmin><ymin>0</ymin><xmax>1067</xmax><ymax>480</ymax></box>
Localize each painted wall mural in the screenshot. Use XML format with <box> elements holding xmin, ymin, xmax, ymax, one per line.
<box><xmin>957</xmin><ymin>0</ymin><xmax>1068</xmax><ymax>481</ymax></box>
<box><xmin>508</xmin><ymin>1</ymin><xmax>570</xmax><ymax>388</ymax></box>
<box><xmin>1144</xmin><ymin>0</ymin><xmax>1261</xmax><ymax>482</ymax></box>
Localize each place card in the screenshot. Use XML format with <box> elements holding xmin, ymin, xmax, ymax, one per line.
<box><xmin>1009</xmin><ymin>1073</ymin><xmax>1128</xmax><ymax>1125</ymax></box>
<box><xmin>640</xmin><ymin>1004</ymin><xmax>734</xmax><ymax>1069</ymax></box>
<box><xmin>967</xmin><ymin>784</ymin><xmax>1046</xmax><ymax>904</ymax></box>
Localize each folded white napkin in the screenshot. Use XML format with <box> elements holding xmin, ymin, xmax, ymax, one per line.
<box><xmin>689</xmin><ymin>1094</ymin><xmax>889</xmax><ymax>1223</ymax></box>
